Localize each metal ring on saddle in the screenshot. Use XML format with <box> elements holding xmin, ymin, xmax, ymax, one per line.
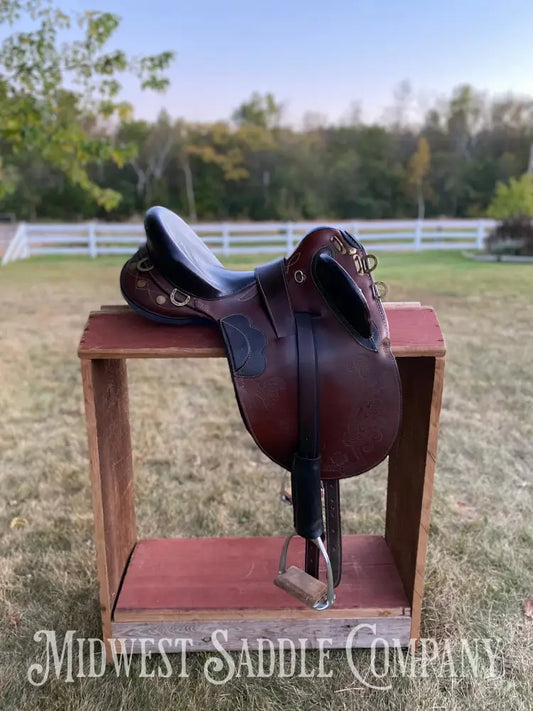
<box><xmin>170</xmin><ymin>288</ymin><xmax>191</xmax><ymax>307</ymax></box>
<box><xmin>137</xmin><ymin>257</ymin><xmax>154</xmax><ymax>272</ymax></box>
<box><xmin>365</xmin><ymin>254</ymin><xmax>378</xmax><ymax>272</ymax></box>
<box><xmin>277</xmin><ymin>531</ymin><xmax>335</xmax><ymax>610</ymax></box>
<box><xmin>372</xmin><ymin>281</ymin><xmax>388</xmax><ymax>299</ymax></box>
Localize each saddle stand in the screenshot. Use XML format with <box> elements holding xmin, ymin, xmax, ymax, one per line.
<box><xmin>78</xmin><ymin>210</ymin><xmax>446</xmax><ymax>657</ymax></box>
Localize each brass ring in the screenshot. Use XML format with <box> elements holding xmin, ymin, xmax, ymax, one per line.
<box><xmin>374</xmin><ymin>281</ymin><xmax>388</xmax><ymax>299</ymax></box>
<box><xmin>294</xmin><ymin>270</ymin><xmax>306</xmax><ymax>283</ymax></box>
<box><xmin>365</xmin><ymin>254</ymin><xmax>378</xmax><ymax>272</ymax></box>
<box><xmin>170</xmin><ymin>289</ymin><xmax>191</xmax><ymax>307</ymax></box>
<box><xmin>137</xmin><ymin>257</ymin><xmax>154</xmax><ymax>272</ymax></box>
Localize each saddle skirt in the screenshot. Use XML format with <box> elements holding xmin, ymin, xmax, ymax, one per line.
<box><xmin>120</xmin><ymin>207</ymin><xmax>402</xmax><ymax>481</ymax></box>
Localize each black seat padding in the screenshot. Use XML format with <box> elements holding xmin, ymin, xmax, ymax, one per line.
<box><xmin>145</xmin><ymin>206</ymin><xmax>255</xmax><ymax>299</ymax></box>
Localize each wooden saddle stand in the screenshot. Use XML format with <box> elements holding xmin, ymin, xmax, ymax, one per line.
<box><xmin>78</xmin><ymin>210</ymin><xmax>445</xmax><ymax>658</ymax></box>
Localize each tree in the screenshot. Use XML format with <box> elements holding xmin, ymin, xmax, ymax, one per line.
<box><xmin>407</xmin><ymin>137</ymin><xmax>431</xmax><ymax>219</ymax></box>
<box><xmin>232</xmin><ymin>92</ymin><xmax>283</xmax><ymax>130</ymax></box>
<box><xmin>446</xmin><ymin>84</ymin><xmax>486</xmax><ymax>161</ymax></box>
<box><xmin>487</xmin><ymin>174</ymin><xmax>533</xmax><ymax>219</ymax></box>
<box><xmin>120</xmin><ymin>111</ymin><xmax>175</xmax><ymax>205</ymax></box>
<box><xmin>0</xmin><ymin>0</ymin><xmax>173</xmax><ymax>214</ymax></box>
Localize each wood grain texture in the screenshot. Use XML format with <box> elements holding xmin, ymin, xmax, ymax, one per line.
<box><xmin>385</xmin><ymin>356</ymin><xmax>444</xmax><ymax>642</ymax></box>
<box><xmin>81</xmin><ymin>359</ymin><xmax>137</xmax><ymax>636</ymax></box>
<box><xmin>78</xmin><ymin>306</ymin><xmax>445</xmax><ymax>359</ymax></box>
<box><xmin>408</xmin><ymin>356</ymin><xmax>445</xmax><ymax>641</ymax></box>
<box><xmin>111</xmin><ymin>616</ymin><xmax>412</xmax><ymax>652</ymax></box>
<box><xmin>81</xmin><ymin>359</ymin><xmax>113</xmax><ymax>643</ymax></box>
<box><xmin>114</xmin><ymin>535</ymin><xmax>410</xmax><ymax>621</ymax></box>
<box><xmin>274</xmin><ymin>566</ymin><xmax>329</xmax><ymax>608</ymax></box>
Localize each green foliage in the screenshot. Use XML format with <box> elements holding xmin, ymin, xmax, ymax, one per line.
<box><xmin>406</xmin><ymin>137</ymin><xmax>431</xmax><ymax>218</ymax></box>
<box><xmin>232</xmin><ymin>92</ymin><xmax>282</xmax><ymax>129</ymax></box>
<box><xmin>487</xmin><ymin>173</ymin><xmax>533</xmax><ymax>219</ymax></box>
<box><xmin>0</xmin><ymin>0</ymin><xmax>174</xmax><ymax>213</ymax></box>
<box><xmin>2</xmin><ymin>72</ymin><xmax>533</xmax><ymax>222</ymax></box>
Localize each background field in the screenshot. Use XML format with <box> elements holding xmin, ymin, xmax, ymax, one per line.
<box><xmin>0</xmin><ymin>252</ymin><xmax>532</xmax><ymax>710</ymax></box>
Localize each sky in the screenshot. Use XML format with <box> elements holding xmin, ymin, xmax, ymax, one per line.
<box><xmin>51</xmin><ymin>0</ymin><xmax>533</xmax><ymax>125</ymax></box>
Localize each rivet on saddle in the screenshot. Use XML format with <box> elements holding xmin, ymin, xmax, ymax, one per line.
<box><xmin>120</xmin><ymin>206</ymin><xmax>402</xmax><ymax>611</ymax></box>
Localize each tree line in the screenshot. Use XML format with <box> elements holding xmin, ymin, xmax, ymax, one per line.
<box><xmin>1</xmin><ymin>3</ymin><xmax>532</xmax><ymax>223</ymax></box>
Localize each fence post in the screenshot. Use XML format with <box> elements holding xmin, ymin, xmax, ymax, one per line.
<box><xmin>88</xmin><ymin>222</ymin><xmax>97</xmax><ymax>258</ymax></box>
<box><xmin>8</xmin><ymin>222</ymin><xmax>28</xmax><ymax>262</ymax></box>
<box><xmin>222</xmin><ymin>225</ymin><xmax>230</xmax><ymax>257</ymax></box>
<box><xmin>414</xmin><ymin>219</ymin><xmax>422</xmax><ymax>251</ymax></box>
<box><xmin>285</xmin><ymin>222</ymin><xmax>293</xmax><ymax>257</ymax></box>
<box><xmin>21</xmin><ymin>223</ymin><xmax>30</xmax><ymax>258</ymax></box>
<box><xmin>476</xmin><ymin>220</ymin><xmax>485</xmax><ymax>250</ymax></box>
<box><xmin>2</xmin><ymin>222</ymin><xmax>23</xmax><ymax>265</ymax></box>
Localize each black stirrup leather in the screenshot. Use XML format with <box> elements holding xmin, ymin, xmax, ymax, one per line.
<box><xmin>120</xmin><ymin>206</ymin><xmax>402</xmax><ymax>610</ymax></box>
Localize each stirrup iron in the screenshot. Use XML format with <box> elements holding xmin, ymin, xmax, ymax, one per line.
<box><xmin>274</xmin><ymin>532</ymin><xmax>335</xmax><ymax>610</ymax></box>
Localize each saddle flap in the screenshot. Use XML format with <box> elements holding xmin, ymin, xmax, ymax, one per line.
<box><xmin>274</xmin><ymin>565</ymin><xmax>329</xmax><ymax>609</ymax></box>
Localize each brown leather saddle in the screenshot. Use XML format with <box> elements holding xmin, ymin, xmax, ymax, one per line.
<box><xmin>120</xmin><ymin>206</ymin><xmax>402</xmax><ymax>609</ymax></box>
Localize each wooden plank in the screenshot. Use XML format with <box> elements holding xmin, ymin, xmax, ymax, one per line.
<box><xmin>113</xmin><ymin>606</ymin><xmax>408</xmax><ymax>622</ymax></box>
<box><xmin>111</xmin><ymin>615</ymin><xmax>412</xmax><ymax>652</ymax></box>
<box><xmin>82</xmin><ymin>359</ymin><xmax>137</xmax><ymax>639</ymax></box>
<box><xmin>81</xmin><ymin>359</ymin><xmax>113</xmax><ymax>644</ymax></box>
<box><xmin>78</xmin><ymin>306</ymin><xmax>445</xmax><ymax>359</ymax></box>
<box><xmin>78</xmin><ymin>310</ymin><xmax>225</xmax><ymax>360</ymax></box>
<box><xmin>409</xmin><ymin>356</ymin><xmax>445</xmax><ymax>641</ymax></box>
<box><xmin>114</xmin><ymin>535</ymin><xmax>410</xmax><ymax>621</ymax></box>
<box><xmin>384</xmin><ymin>301</ymin><xmax>421</xmax><ymax>309</ymax></box>
<box><xmin>385</xmin><ymin>356</ymin><xmax>444</xmax><ymax>642</ymax></box>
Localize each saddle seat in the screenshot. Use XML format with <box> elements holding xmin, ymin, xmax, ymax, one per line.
<box><xmin>145</xmin><ymin>206</ymin><xmax>255</xmax><ymax>299</ymax></box>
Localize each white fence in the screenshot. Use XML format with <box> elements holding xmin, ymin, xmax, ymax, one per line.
<box><xmin>1</xmin><ymin>218</ymin><xmax>496</xmax><ymax>265</ymax></box>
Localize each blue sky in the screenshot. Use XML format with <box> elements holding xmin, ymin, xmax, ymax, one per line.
<box><xmin>62</xmin><ymin>1</ymin><xmax>533</xmax><ymax>124</ymax></box>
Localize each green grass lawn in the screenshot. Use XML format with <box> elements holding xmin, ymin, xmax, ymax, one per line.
<box><xmin>0</xmin><ymin>251</ymin><xmax>532</xmax><ymax>710</ymax></box>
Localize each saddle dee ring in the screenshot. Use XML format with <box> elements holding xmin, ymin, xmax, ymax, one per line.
<box><xmin>136</xmin><ymin>257</ymin><xmax>154</xmax><ymax>272</ymax></box>
<box><xmin>170</xmin><ymin>289</ymin><xmax>191</xmax><ymax>307</ymax></box>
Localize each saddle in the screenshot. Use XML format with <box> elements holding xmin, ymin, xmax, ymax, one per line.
<box><xmin>120</xmin><ymin>207</ymin><xmax>402</xmax><ymax>610</ymax></box>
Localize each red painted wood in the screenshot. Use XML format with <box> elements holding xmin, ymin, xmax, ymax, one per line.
<box><xmin>78</xmin><ymin>310</ymin><xmax>225</xmax><ymax>359</ymax></box>
<box><xmin>79</xmin><ymin>306</ymin><xmax>444</xmax><ymax>359</ymax></box>
<box><xmin>115</xmin><ymin>535</ymin><xmax>409</xmax><ymax>615</ymax></box>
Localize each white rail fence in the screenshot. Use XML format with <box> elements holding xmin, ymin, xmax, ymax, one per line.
<box><xmin>1</xmin><ymin>218</ymin><xmax>496</xmax><ymax>265</ymax></box>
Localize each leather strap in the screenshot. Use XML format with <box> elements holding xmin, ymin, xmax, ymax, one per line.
<box><xmin>324</xmin><ymin>479</ymin><xmax>342</xmax><ymax>587</ymax></box>
<box><xmin>255</xmin><ymin>260</ymin><xmax>294</xmax><ymax>339</ymax></box>
<box><xmin>305</xmin><ymin>538</ymin><xmax>320</xmax><ymax>580</ymax></box>
<box><xmin>291</xmin><ymin>312</ymin><xmax>324</xmax><ymax>577</ymax></box>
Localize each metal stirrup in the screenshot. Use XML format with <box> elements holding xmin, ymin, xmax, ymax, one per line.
<box><xmin>278</xmin><ymin>531</ymin><xmax>335</xmax><ymax>610</ymax></box>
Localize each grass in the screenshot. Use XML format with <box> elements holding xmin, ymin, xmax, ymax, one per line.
<box><xmin>0</xmin><ymin>251</ymin><xmax>532</xmax><ymax>710</ymax></box>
